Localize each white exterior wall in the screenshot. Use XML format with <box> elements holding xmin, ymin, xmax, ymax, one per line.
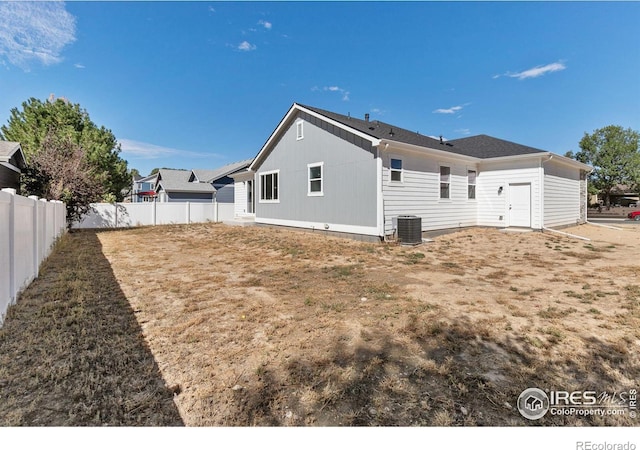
<box><xmin>0</xmin><ymin>189</ymin><xmax>66</xmax><ymax>326</ymax></box>
<box><xmin>543</xmin><ymin>159</ymin><xmax>582</xmax><ymax>228</ymax></box>
<box><xmin>382</xmin><ymin>148</ymin><xmax>478</xmax><ymax>234</ymax></box>
<box><xmin>234</xmin><ymin>180</ymin><xmax>248</xmax><ymax>216</ymax></box>
<box><xmin>477</xmin><ymin>159</ymin><xmax>543</xmax><ymax>229</ymax></box>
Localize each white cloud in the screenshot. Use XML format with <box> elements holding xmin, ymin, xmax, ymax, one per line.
<box><xmin>119</xmin><ymin>139</ymin><xmax>216</xmax><ymax>160</ymax></box>
<box><xmin>74</xmin><ymin>63</ymin><xmax>85</xmax><ymax>69</ymax></box>
<box><xmin>237</xmin><ymin>41</ymin><xmax>256</xmax><ymax>51</ymax></box>
<box><xmin>258</xmin><ymin>20</ymin><xmax>272</xmax><ymax>30</ymax></box>
<box><xmin>455</xmin><ymin>128</ymin><xmax>471</xmax><ymax>136</ymax></box>
<box><xmin>497</xmin><ymin>61</ymin><xmax>567</xmax><ymax>80</ymax></box>
<box><xmin>321</xmin><ymin>85</ymin><xmax>350</xmax><ymax>101</ymax></box>
<box><xmin>433</xmin><ymin>105</ymin><xmax>464</xmax><ymax>114</ymax></box>
<box><xmin>0</xmin><ymin>2</ymin><xmax>76</xmax><ymax>70</ymax></box>
<box><xmin>208</xmin><ymin>6</ymin><xmax>216</xmax><ymax>13</ymax></box>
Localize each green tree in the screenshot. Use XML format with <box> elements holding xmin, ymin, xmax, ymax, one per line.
<box><xmin>0</xmin><ymin>96</ymin><xmax>131</xmax><ymax>201</ymax></box>
<box><xmin>574</xmin><ymin>125</ymin><xmax>640</xmax><ymax>207</ymax></box>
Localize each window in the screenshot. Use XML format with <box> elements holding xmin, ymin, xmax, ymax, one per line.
<box><xmin>390</xmin><ymin>158</ymin><xmax>403</xmax><ymax>182</ymax></box>
<box><xmin>468</xmin><ymin>170</ymin><xmax>477</xmax><ymax>199</ymax></box>
<box><xmin>308</xmin><ymin>162</ymin><xmax>323</xmax><ymax>196</ymax></box>
<box><xmin>260</xmin><ymin>171</ymin><xmax>279</xmax><ymax>202</ymax></box>
<box><xmin>440</xmin><ymin>166</ymin><xmax>451</xmax><ymax>199</ymax></box>
<box><xmin>296</xmin><ymin>121</ymin><xmax>304</xmax><ymax>140</ymax></box>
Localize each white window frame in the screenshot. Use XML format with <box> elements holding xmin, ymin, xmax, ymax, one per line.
<box><xmin>259</xmin><ymin>170</ymin><xmax>280</xmax><ymax>203</ymax></box>
<box><xmin>296</xmin><ymin>120</ymin><xmax>304</xmax><ymax>140</ymax></box>
<box><xmin>307</xmin><ymin>162</ymin><xmax>324</xmax><ymax>196</ymax></box>
<box><xmin>439</xmin><ymin>165</ymin><xmax>451</xmax><ymax>200</ymax></box>
<box><xmin>467</xmin><ymin>169</ymin><xmax>477</xmax><ymax>200</ymax></box>
<box><xmin>389</xmin><ymin>157</ymin><xmax>403</xmax><ymax>183</ymax></box>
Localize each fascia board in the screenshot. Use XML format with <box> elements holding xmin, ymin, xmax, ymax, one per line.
<box><xmin>480</xmin><ymin>152</ymin><xmax>592</xmax><ymax>172</ymax></box>
<box><xmin>0</xmin><ymin>161</ymin><xmax>21</xmax><ymax>173</ymax></box>
<box><xmin>295</xmin><ymin>104</ymin><xmax>382</xmax><ymax>146</ymax></box>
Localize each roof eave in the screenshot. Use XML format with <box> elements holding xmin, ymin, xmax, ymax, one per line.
<box><xmin>230</xmin><ymin>169</ymin><xmax>255</xmax><ymax>181</ymax></box>
<box><xmin>480</xmin><ymin>152</ymin><xmax>592</xmax><ymax>171</ymax></box>
<box><xmin>379</xmin><ymin>139</ymin><xmax>482</xmax><ymax>163</ymax></box>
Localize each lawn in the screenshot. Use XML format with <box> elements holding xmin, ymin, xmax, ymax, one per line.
<box><xmin>1</xmin><ymin>223</ymin><xmax>638</xmax><ymax>426</ymax></box>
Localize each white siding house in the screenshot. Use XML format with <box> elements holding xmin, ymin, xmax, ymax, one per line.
<box><xmin>234</xmin><ymin>103</ymin><xmax>591</xmax><ymax>240</ymax></box>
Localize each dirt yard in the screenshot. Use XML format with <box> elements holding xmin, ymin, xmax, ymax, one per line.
<box><xmin>1</xmin><ymin>222</ymin><xmax>638</xmax><ymax>426</ymax></box>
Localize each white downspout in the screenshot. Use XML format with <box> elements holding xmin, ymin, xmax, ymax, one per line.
<box><xmin>377</xmin><ymin>143</ymin><xmax>388</xmax><ymax>239</ymax></box>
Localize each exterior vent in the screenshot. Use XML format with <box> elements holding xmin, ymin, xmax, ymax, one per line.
<box><xmin>397</xmin><ymin>215</ymin><xmax>422</xmax><ymax>245</ymax></box>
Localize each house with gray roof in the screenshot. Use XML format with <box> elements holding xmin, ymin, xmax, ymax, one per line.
<box><xmin>155</xmin><ymin>159</ymin><xmax>251</xmax><ymax>203</ymax></box>
<box><xmin>233</xmin><ymin>103</ymin><xmax>592</xmax><ymax>240</ymax></box>
<box><xmin>0</xmin><ymin>141</ymin><xmax>27</xmax><ymax>193</ymax></box>
<box><xmin>188</xmin><ymin>159</ymin><xmax>252</xmax><ymax>203</ymax></box>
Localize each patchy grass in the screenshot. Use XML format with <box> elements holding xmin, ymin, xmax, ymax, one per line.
<box><xmin>1</xmin><ymin>223</ymin><xmax>639</xmax><ymax>426</ymax></box>
<box><xmin>0</xmin><ymin>232</ymin><xmax>182</xmax><ymax>426</ymax></box>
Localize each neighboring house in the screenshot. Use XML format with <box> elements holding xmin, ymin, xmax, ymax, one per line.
<box><xmin>0</xmin><ymin>141</ymin><xmax>27</xmax><ymax>193</ymax></box>
<box><xmin>155</xmin><ymin>169</ymin><xmax>214</xmax><ymax>203</ymax></box>
<box><xmin>189</xmin><ymin>159</ymin><xmax>252</xmax><ymax>203</ymax></box>
<box><xmin>233</xmin><ymin>103</ymin><xmax>592</xmax><ymax>240</ymax></box>
<box><xmin>155</xmin><ymin>160</ymin><xmax>251</xmax><ymax>203</ymax></box>
<box><xmin>132</xmin><ymin>173</ymin><xmax>158</xmax><ymax>202</ymax></box>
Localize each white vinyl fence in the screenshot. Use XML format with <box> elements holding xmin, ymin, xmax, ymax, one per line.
<box><xmin>73</xmin><ymin>201</ymin><xmax>235</xmax><ymax>229</ymax></box>
<box><xmin>1</xmin><ymin>188</ymin><xmax>66</xmax><ymax>325</ymax></box>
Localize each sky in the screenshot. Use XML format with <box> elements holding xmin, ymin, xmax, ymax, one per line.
<box><xmin>0</xmin><ymin>1</ymin><xmax>639</xmax><ymax>178</ymax></box>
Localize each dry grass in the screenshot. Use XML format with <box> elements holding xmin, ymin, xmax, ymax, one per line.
<box><xmin>1</xmin><ymin>222</ymin><xmax>639</xmax><ymax>426</ymax></box>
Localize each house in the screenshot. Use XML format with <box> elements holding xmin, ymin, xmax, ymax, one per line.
<box><xmin>188</xmin><ymin>159</ymin><xmax>252</xmax><ymax>203</ymax></box>
<box><xmin>155</xmin><ymin>169</ymin><xmax>215</xmax><ymax>203</ymax></box>
<box><xmin>233</xmin><ymin>103</ymin><xmax>592</xmax><ymax>240</ymax></box>
<box><xmin>155</xmin><ymin>159</ymin><xmax>251</xmax><ymax>203</ymax></box>
<box><xmin>131</xmin><ymin>173</ymin><xmax>158</xmax><ymax>202</ymax></box>
<box><xmin>0</xmin><ymin>141</ymin><xmax>27</xmax><ymax>194</ymax></box>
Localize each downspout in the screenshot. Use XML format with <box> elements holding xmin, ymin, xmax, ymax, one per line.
<box><xmin>377</xmin><ymin>143</ymin><xmax>388</xmax><ymax>240</ymax></box>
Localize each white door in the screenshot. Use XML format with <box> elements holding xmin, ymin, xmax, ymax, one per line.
<box><xmin>509</xmin><ymin>183</ymin><xmax>531</xmax><ymax>227</ymax></box>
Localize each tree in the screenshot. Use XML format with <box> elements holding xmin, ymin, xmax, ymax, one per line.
<box><xmin>24</xmin><ymin>131</ymin><xmax>104</xmax><ymax>226</ymax></box>
<box><xmin>0</xmin><ymin>96</ymin><xmax>131</xmax><ymax>201</ymax></box>
<box><xmin>574</xmin><ymin>125</ymin><xmax>640</xmax><ymax>207</ymax></box>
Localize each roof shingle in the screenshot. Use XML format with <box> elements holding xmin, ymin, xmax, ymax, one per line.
<box><xmin>298</xmin><ymin>104</ymin><xmax>548</xmax><ymax>159</ymax></box>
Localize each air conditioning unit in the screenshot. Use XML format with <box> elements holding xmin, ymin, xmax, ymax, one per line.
<box><xmin>397</xmin><ymin>215</ymin><xmax>422</xmax><ymax>245</ymax></box>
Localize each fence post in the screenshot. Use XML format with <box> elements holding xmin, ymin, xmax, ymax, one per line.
<box><xmin>2</xmin><ymin>189</ymin><xmax>16</xmax><ymax>304</ymax></box>
<box><xmin>39</xmin><ymin>199</ymin><xmax>47</xmax><ymax>262</ymax></box>
<box><xmin>186</xmin><ymin>202</ymin><xmax>190</xmax><ymax>224</ymax></box>
<box><xmin>28</xmin><ymin>196</ymin><xmax>40</xmax><ymax>278</ymax></box>
<box><xmin>153</xmin><ymin>200</ymin><xmax>157</xmax><ymax>225</ymax></box>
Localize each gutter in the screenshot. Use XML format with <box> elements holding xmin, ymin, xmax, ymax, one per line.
<box><xmin>380</xmin><ymin>139</ymin><xmax>481</xmax><ymax>164</ymax></box>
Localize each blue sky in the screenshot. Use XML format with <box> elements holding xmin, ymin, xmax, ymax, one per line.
<box><xmin>1</xmin><ymin>1</ymin><xmax>639</xmax><ymax>177</ymax></box>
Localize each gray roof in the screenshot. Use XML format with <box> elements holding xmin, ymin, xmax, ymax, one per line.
<box><xmin>191</xmin><ymin>159</ymin><xmax>252</xmax><ymax>183</ymax></box>
<box><xmin>0</xmin><ymin>141</ymin><xmax>21</xmax><ymax>158</ymax></box>
<box><xmin>156</xmin><ymin>169</ymin><xmax>216</xmax><ymax>193</ymax></box>
<box><xmin>0</xmin><ymin>141</ymin><xmax>27</xmax><ymax>168</ymax></box>
<box><xmin>299</xmin><ymin>104</ymin><xmax>548</xmax><ymax>159</ymax></box>
<box><xmin>447</xmin><ymin>135</ymin><xmax>546</xmax><ymax>158</ymax></box>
